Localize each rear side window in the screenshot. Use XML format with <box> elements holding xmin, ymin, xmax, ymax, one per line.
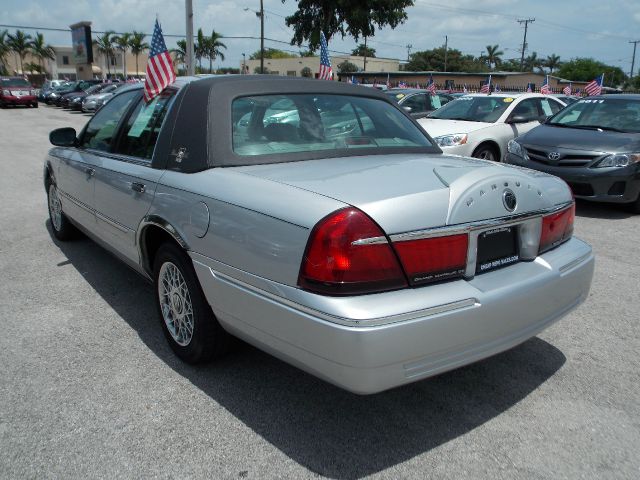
<box><xmin>115</xmin><ymin>90</ymin><xmax>176</xmax><ymax>159</ymax></box>
<box><xmin>80</xmin><ymin>90</ymin><xmax>139</xmax><ymax>152</ymax></box>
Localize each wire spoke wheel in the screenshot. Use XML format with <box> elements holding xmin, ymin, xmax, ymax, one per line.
<box><xmin>158</xmin><ymin>261</ymin><xmax>195</xmax><ymax>346</ymax></box>
<box><xmin>48</xmin><ymin>184</ymin><xmax>63</xmax><ymax>232</ymax></box>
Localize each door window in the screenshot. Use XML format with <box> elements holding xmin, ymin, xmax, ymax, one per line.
<box><xmin>80</xmin><ymin>90</ymin><xmax>139</xmax><ymax>152</ymax></box>
<box><xmin>402</xmin><ymin>94</ymin><xmax>427</xmax><ymax>113</ymax></box>
<box><xmin>510</xmin><ymin>99</ymin><xmax>539</xmax><ymax>122</ymax></box>
<box><xmin>115</xmin><ymin>90</ymin><xmax>176</xmax><ymax>159</ymax></box>
<box><xmin>544</xmin><ymin>98</ymin><xmax>564</xmax><ymax>115</ymax></box>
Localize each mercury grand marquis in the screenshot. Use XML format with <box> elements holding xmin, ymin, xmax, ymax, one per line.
<box><xmin>44</xmin><ymin>76</ymin><xmax>594</xmax><ymax>394</ymax></box>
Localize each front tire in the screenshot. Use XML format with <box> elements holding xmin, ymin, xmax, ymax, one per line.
<box><xmin>153</xmin><ymin>243</ymin><xmax>230</xmax><ymax>363</ymax></box>
<box><xmin>47</xmin><ymin>182</ymin><xmax>77</xmax><ymax>240</ymax></box>
<box><xmin>472</xmin><ymin>144</ymin><xmax>499</xmax><ymax>161</ymax></box>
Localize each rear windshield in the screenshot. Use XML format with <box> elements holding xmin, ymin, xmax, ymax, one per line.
<box><xmin>1</xmin><ymin>78</ymin><xmax>30</xmax><ymax>87</ymax></box>
<box><xmin>548</xmin><ymin>98</ymin><xmax>640</xmax><ymax>133</ymax></box>
<box><xmin>232</xmin><ymin>94</ymin><xmax>433</xmax><ymax>156</ymax></box>
<box><xmin>428</xmin><ymin>95</ymin><xmax>511</xmax><ymax>123</ymax></box>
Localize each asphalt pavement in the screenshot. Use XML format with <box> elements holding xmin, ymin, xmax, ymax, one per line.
<box><xmin>0</xmin><ymin>105</ymin><xmax>638</xmax><ymax>479</ymax></box>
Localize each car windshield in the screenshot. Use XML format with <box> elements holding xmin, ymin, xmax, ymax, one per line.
<box><xmin>428</xmin><ymin>95</ymin><xmax>512</xmax><ymax>122</ymax></box>
<box><xmin>99</xmin><ymin>85</ymin><xmax>119</xmax><ymax>94</ymax></box>
<box><xmin>1</xmin><ymin>78</ymin><xmax>30</xmax><ymax>87</ymax></box>
<box><xmin>232</xmin><ymin>94</ymin><xmax>433</xmax><ymax>156</ymax></box>
<box><xmin>548</xmin><ymin>98</ymin><xmax>640</xmax><ymax>133</ymax></box>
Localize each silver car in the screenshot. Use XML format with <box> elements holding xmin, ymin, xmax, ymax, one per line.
<box><xmin>45</xmin><ymin>76</ymin><xmax>594</xmax><ymax>394</ymax></box>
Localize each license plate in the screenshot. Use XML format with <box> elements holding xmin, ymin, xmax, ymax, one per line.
<box><xmin>476</xmin><ymin>226</ymin><xmax>519</xmax><ymax>274</ymax></box>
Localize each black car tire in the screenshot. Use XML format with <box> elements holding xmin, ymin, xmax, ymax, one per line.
<box><xmin>627</xmin><ymin>194</ymin><xmax>640</xmax><ymax>214</ymax></box>
<box><xmin>47</xmin><ymin>182</ymin><xmax>78</xmax><ymax>241</ymax></box>
<box><xmin>472</xmin><ymin>143</ymin><xmax>499</xmax><ymax>161</ymax></box>
<box><xmin>153</xmin><ymin>243</ymin><xmax>231</xmax><ymax>364</ymax></box>
<box><xmin>33</xmin><ymin>103</ymin><xmax>38</xmax><ymax>108</ymax></box>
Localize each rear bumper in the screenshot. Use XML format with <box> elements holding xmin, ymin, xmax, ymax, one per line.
<box><xmin>192</xmin><ymin>237</ymin><xmax>594</xmax><ymax>394</ymax></box>
<box><xmin>505</xmin><ymin>153</ymin><xmax>640</xmax><ymax>204</ymax></box>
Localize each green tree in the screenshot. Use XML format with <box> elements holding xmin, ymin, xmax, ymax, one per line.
<box><xmin>94</xmin><ymin>31</ymin><xmax>116</xmax><ymax>77</ymax></box>
<box><xmin>406</xmin><ymin>47</ymin><xmax>487</xmax><ymax>73</ymax></box>
<box><xmin>500</xmin><ymin>58</ymin><xmax>521</xmax><ymax>72</ymax></box>
<box><xmin>7</xmin><ymin>30</ymin><xmax>32</xmax><ymax>75</ymax></box>
<box><xmin>29</xmin><ymin>33</ymin><xmax>56</xmax><ymax>78</ymax></box>
<box><xmin>485</xmin><ymin>44</ymin><xmax>503</xmax><ymax>70</ymax></box>
<box><xmin>195</xmin><ymin>28</ymin><xmax>207</xmax><ymax>71</ymax></box>
<box><xmin>524</xmin><ymin>51</ymin><xmax>543</xmax><ymax>73</ymax></box>
<box><xmin>113</xmin><ymin>32</ymin><xmax>131</xmax><ymax>78</ymax></box>
<box><xmin>337</xmin><ymin>60</ymin><xmax>358</xmax><ymax>73</ymax></box>
<box><xmin>352</xmin><ymin>43</ymin><xmax>376</xmax><ymax>57</ymax></box>
<box><xmin>205</xmin><ymin>30</ymin><xmax>226</xmax><ymax>73</ymax></box>
<box><xmin>129</xmin><ymin>31</ymin><xmax>149</xmax><ymax>77</ymax></box>
<box><xmin>0</xmin><ymin>30</ymin><xmax>10</xmax><ymax>74</ymax></box>
<box><xmin>171</xmin><ymin>39</ymin><xmax>187</xmax><ymax>72</ymax></box>
<box><xmin>544</xmin><ymin>54</ymin><xmax>561</xmax><ymax>74</ymax></box>
<box><xmin>254</xmin><ymin>65</ymin><xmax>269</xmax><ymax>74</ymax></box>
<box><xmin>24</xmin><ymin>62</ymin><xmax>43</xmax><ymax>73</ymax></box>
<box><xmin>282</xmin><ymin>0</ymin><xmax>414</xmax><ymax>49</ymax></box>
<box><xmin>557</xmin><ymin>58</ymin><xmax>627</xmax><ymax>87</ymax></box>
<box><xmin>300</xmin><ymin>66</ymin><xmax>313</xmax><ymax>77</ymax></box>
<box><xmin>249</xmin><ymin>48</ymin><xmax>297</xmax><ymax>59</ymax></box>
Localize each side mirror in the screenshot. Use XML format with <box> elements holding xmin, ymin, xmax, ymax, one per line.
<box><xmin>49</xmin><ymin>127</ymin><xmax>77</xmax><ymax>147</ymax></box>
<box><xmin>539</xmin><ymin>115</ymin><xmax>552</xmax><ymax>124</ymax></box>
<box><xmin>403</xmin><ymin>106</ymin><xmax>413</xmax><ymax>113</ymax></box>
<box><xmin>507</xmin><ymin>115</ymin><xmax>530</xmax><ymax>124</ymax></box>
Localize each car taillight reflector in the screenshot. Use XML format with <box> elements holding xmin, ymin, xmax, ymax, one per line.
<box><xmin>393</xmin><ymin>234</ymin><xmax>468</xmax><ymax>286</ymax></box>
<box><xmin>298</xmin><ymin>208</ymin><xmax>407</xmax><ymax>295</ymax></box>
<box><xmin>539</xmin><ymin>203</ymin><xmax>575</xmax><ymax>253</ymax></box>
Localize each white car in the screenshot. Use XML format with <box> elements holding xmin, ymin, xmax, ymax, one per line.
<box><xmin>418</xmin><ymin>93</ymin><xmax>567</xmax><ymax>161</ymax></box>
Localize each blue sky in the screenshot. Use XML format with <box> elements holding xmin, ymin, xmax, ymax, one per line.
<box><xmin>1</xmin><ymin>0</ymin><xmax>639</xmax><ymax>74</ymax></box>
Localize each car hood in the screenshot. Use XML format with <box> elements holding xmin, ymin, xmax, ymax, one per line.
<box><xmin>519</xmin><ymin>124</ymin><xmax>640</xmax><ymax>152</ymax></box>
<box><xmin>233</xmin><ymin>153</ymin><xmax>570</xmax><ymax>234</ymax></box>
<box><xmin>418</xmin><ymin>118</ymin><xmax>493</xmax><ymax>137</ymax></box>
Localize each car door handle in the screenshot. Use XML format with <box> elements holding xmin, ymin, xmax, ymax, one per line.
<box><xmin>131</xmin><ymin>182</ymin><xmax>146</xmax><ymax>193</ymax></box>
<box><xmin>85</xmin><ymin>167</ymin><xmax>95</xmax><ymax>177</ymax></box>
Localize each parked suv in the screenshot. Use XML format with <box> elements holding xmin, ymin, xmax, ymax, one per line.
<box><xmin>0</xmin><ymin>77</ymin><xmax>38</xmax><ymax>108</ymax></box>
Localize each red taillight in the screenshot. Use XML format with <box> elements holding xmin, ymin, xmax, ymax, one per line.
<box><xmin>393</xmin><ymin>234</ymin><xmax>468</xmax><ymax>285</ymax></box>
<box><xmin>539</xmin><ymin>203</ymin><xmax>575</xmax><ymax>253</ymax></box>
<box><xmin>299</xmin><ymin>208</ymin><xmax>407</xmax><ymax>295</ymax></box>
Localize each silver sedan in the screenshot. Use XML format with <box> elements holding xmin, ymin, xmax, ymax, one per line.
<box><xmin>44</xmin><ymin>76</ymin><xmax>594</xmax><ymax>394</ymax></box>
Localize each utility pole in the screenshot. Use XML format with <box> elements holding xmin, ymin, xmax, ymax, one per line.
<box><xmin>185</xmin><ymin>0</ymin><xmax>194</xmax><ymax>75</ymax></box>
<box><xmin>406</xmin><ymin>44</ymin><xmax>412</xmax><ymax>61</ymax></box>
<box><xmin>259</xmin><ymin>0</ymin><xmax>264</xmax><ymax>74</ymax></box>
<box><xmin>518</xmin><ymin>18</ymin><xmax>535</xmax><ymax>71</ymax></box>
<box><xmin>630</xmin><ymin>40</ymin><xmax>640</xmax><ymax>79</ymax></box>
<box><xmin>363</xmin><ymin>36</ymin><xmax>368</xmax><ymax>72</ymax></box>
<box><xmin>444</xmin><ymin>35</ymin><xmax>448</xmax><ymax>72</ymax></box>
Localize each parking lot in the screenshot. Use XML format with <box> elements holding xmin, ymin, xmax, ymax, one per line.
<box><xmin>1</xmin><ymin>105</ymin><xmax>639</xmax><ymax>479</ymax></box>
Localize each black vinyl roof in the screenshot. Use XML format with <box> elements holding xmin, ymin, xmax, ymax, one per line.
<box><xmin>149</xmin><ymin>75</ymin><xmax>438</xmax><ymax>172</ymax></box>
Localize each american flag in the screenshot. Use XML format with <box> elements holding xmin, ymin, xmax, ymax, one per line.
<box><xmin>494</xmin><ymin>84</ymin><xmax>501</xmax><ymax>92</ymax></box>
<box><xmin>463</xmin><ymin>84</ymin><xmax>467</xmax><ymax>93</ymax></box>
<box><xmin>426</xmin><ymin>74</ymin><xmax>436</xmax><ymax>94</ymax></box>
<box><xmin>540</xmin><ymin>75</ymin><xmax>551</xmax><ymax>94</ymax></box>
<box><xmin>318</xmin><ymin>32</ymin><xmax>333</xmax><ymax>80</ymax></box>
<box><xmin>386</xmin><ymin>73</ymin><xmax>390</xmax><ymax>88</ymax></box>
<box><xmin>584</xmin><ymin>74</ymin><xmax>604</xmax><ymax>96</ymax></box>
<box><xmin>563</xmin><ymin>83</ymin><xmax>571</xmax><ymax>95</ymax></box>
<box><xmin>526</xmin><ymin>84</ymin><xmax>532</xmax><ymax>93</ymax></box>
<box><xmin>480</xmin><ymin>74</ymin><xmax>491</xmax><ymax>94</ymax></box>
<box><xmin>144</xmin><ymin>19</ymin><xmax>176</xmax><ymax>102</ymax></box>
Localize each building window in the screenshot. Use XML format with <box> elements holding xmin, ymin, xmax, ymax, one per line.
<box><xmin>110</xmin><ymin>56</ymin><xmax>116</xmax><ymax>66</ymax></box>
<box><xmin>62</xmin><ymin>56</ymin><xmax>69</xmax><ymax>65</ymax></box>
<box><xmin>270</xmin><ymin>71</ymin><xmax>280</xmax><ymax>75</ymax></box>
<box><xmin>287</xmin><ymin>70</ymin><xmax>297</xmax><ymax>76</ymax></box>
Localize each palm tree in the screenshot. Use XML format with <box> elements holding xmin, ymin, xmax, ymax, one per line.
<box><xmin>114</xmin><ymin>32</ymin><xmax>131</xmax><ymax>79</ymax></box>
<box><xmin>0</xmin><ymin>30</ymin><xmax>11</xmax><ymax>74</ymax></box>
<box><xmin>544</xmin><ymin>54</ymin><xmax>561</xmax><ymax>74</ymax></box>
<box><xmin>195</xmin><ymin>28</ymin><xmax>206</xmax><ymax>72</ymax></box>
<box><xmin>171</xmin><ymin>39</ymin><xmax>187</xmax><ymax>73</ymax></box>
<box><xmin>485</xmin><ymin>44</ymin><xmax>503</xmax><ymax>71</ymax></box>
<box><xmin>129</xmin><ymin>31</ymin><xmax>149</xmax><ymax>78</ymax></box>
<box><xmin>524</xmin><ymin>51</ymin><xmax>542</xmax><ymax>73</ymax></box>
<box><xmin>30</xmin><ymin>32</ymin><xmax>56</xmax><ymax>78</ymax></box>
<box><xmin>7</xmin><ymin>30</ymin><xmax>32</xmax><ymax>75</ymax></box>
<box><xmin>94</xmin><ymin>31</ymin><xmax>116</xmax><ymax>77</ymax></box>
<box><xmin>205</xmin><ymin>30</ymin><xmax>226</xmax><ymax>73</ymax></box>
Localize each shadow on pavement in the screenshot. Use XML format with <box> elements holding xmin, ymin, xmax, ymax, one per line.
<box><xmin>575</xmin><ymin>199</ymin><xmax>634</xmax><ymax>219</ymax></box>
<box><xmin>48</xmin><ymin>221</ymin><xmax>566</xmax><ymax>479</ymax></box>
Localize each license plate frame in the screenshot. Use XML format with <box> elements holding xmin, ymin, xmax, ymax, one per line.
<box><xmin>476</xmin><ymin>226</ymin><xmax>519</xmax><ymax>274</ymax></box>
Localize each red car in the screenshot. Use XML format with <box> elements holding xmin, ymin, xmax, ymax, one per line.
<box><xmin>0</xmin><ymin>77</ymin><xmax>38</xmax><ymax>108</ymax></box>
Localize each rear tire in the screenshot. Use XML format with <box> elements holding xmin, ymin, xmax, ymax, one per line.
<box><xmin>626</xmin><ymin>194</ymin><xmax>640</xmax><ymax>214</ymax></box>
<box><xmin>153</xmin><ymin>243</ymin><xmax>231</xmax><ymax>363</ymax></box>
<box><xmin>472</xmin><ymin>144</ymin><xmax>499</xmax><ymax>161</ymax></box>
<box><xmin>47</xmin><ymin>182</ymin><xmax>78</xmax><ymax>241</ymax></box>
